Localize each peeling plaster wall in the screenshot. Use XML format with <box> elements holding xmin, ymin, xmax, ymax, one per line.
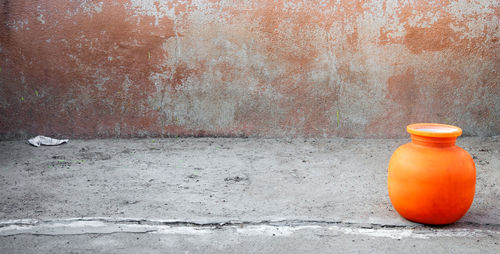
<box><xmin>0</xmin><ymin>0</ymin><xmax>499</xmax><ymax>138</ymax></box>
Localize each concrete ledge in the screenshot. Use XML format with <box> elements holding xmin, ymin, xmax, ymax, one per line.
<box><xmin>0</xmin><ymin>137</ymin><xmax>499</xmax><ymax>252</ymax></box>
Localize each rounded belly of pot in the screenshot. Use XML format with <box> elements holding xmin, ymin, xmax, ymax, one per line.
<box><xmin>387</xmin><ymin>143</ymin><xmax>476</xmax><ymax>225</ymax></box>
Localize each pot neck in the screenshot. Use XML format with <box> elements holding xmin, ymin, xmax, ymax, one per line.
<box><xmin>411</xmin><ymin>134</ymin><xmax>457</xmax><ymax>147</ymax></box>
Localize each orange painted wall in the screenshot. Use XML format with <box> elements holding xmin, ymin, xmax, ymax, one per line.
<box><xmin>1</xmin><ymin>0</ymin><xmax>499</xmax><ymax>138</ymax></box>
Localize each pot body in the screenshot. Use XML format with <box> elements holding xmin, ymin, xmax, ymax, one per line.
<box><xmin>388</xmin><ymin>124</ymin><xmax>476</xmax><ymax>225</ymax></box>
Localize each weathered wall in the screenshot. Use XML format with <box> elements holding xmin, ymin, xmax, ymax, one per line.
<box><xmin>0</xmin><ymin>0</ymin><xmax>499</xmax><ymax>138</ymax></box>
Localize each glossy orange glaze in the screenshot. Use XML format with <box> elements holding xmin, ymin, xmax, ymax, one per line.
<box><xmin>388</xmin><ymin>123</ymin><xmax>476</xmax><ymax>225</ymax></box>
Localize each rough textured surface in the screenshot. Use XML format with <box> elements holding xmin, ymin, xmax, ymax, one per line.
<box><xmin>0</xmin><ymin>137</ymin><xmax>499</xmax><ymax>252</ymax></box>
<box><xmin>0</xmin><ymin>226</ymin><xmax>499</xmax><ymax>253</ymax></box>
<box><xmin>0</xmin><ymin>0</ymin><xmax>499</xmax><ymax>138</ymax></box>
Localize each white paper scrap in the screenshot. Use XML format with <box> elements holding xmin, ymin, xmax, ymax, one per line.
<box><xmin>28</xmin><ymin>136</ymin><xmax>69</xmax><ymax>147</ymax></box>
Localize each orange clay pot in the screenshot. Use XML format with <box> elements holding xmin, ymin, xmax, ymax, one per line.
<box><xmin>388</xmin><ymin>123</ymin><xmax>476</xmax><ymax>225</ymax></box>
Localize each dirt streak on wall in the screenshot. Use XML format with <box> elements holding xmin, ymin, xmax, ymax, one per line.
<box><xmin>0</xmin><ymin>0</ymin><xmax>498</xmax><ymax>138</ymax></box>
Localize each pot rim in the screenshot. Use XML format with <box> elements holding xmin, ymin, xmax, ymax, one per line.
<box><xmin>407</xmin><ymin>123</ymin><xmax>462</xmax><ymax>138</ymax></box>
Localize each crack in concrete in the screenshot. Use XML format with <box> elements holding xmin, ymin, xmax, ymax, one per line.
<box><xmin>1</xmin><ymin>217</ymin><xmax>499</xmax><ymax>239</ymax></box>
<box><xmin>1</xmin><ymin>217</ymin><xmax>499</xmax><ymax>229</ymax></box>
<box><xmin>0</xmin><ymin>230</ymin><xmax>159</xmax><ymax>237</ymax></box>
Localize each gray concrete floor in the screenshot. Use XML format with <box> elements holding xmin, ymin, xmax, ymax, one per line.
<box><xmin>0</xmin><ymin>137</ymin><xmax>499</xmax><ymax>253</ymax></box>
